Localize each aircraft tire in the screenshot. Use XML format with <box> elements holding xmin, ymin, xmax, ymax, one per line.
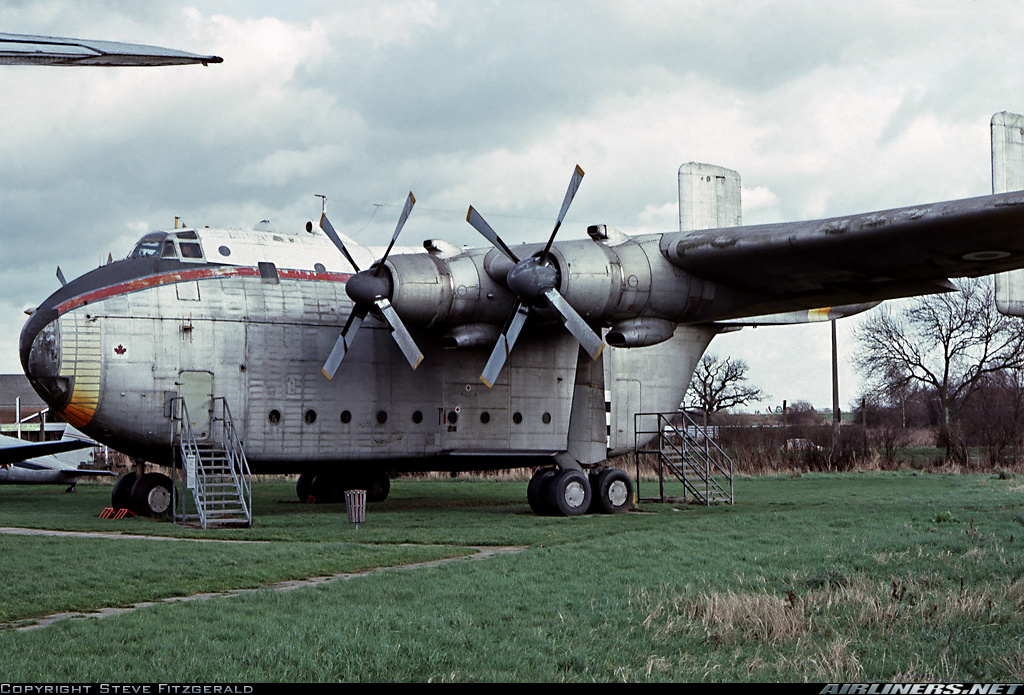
<box><xmin>545</xmin><ymin>469</ymin><xmax>592</xmax><ymax>517</ymax></box>
<box><xmin>130</xmin><ymin>472</ymin><xmax>173</xmax><ymax>517</ymax></box>
<box><xmin>527</xmin><ymin>468</ymin><xmax>558</xmax><ymax>515</ymax></box>
<box><xmin>363</xmin><ymin>472</ymin><xmax>390</xmax><ymax>503</ymax></box>
<box><xmin>296</xmin><ymin>472</ymin><xmax>314</xmax><ymax>503</ymax></box>
<box><xmin>310</xmin><ymin>472</ymin><xmax>343</xmax><ymax>503</ymax></box>
<box><xmin>592</xmin><ymin>468</ymin><xmax>634</xmax><ymax>514</ymax></box>
<box><xmin>111</xmin><ymin>472</ymin><xmax>136</xmax><ymax>510</ymax></box>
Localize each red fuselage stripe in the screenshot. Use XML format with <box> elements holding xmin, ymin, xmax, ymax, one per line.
<box><xmin>54</xmin><ymin>265</ymin><xmax>354</xmax><ymax>316</ymax></box>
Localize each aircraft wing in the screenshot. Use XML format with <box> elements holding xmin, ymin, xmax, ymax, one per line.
<box><xmin>0</xmin><ymin>437</ymin><xmax>93</xmax><ymax>466</ymax></box>
<box><xmin>7</xmin><ymin>461</ymin><xmax>114</xmax><ymax>476</ymax></box>
<box><xmin>0</xmin><ymin>32</ymin><xmax>222</xmax><ymax>66</ymax></box>
<box><xmin>662</xmin><ymin>190</ymin><xmax>1024</xmax><ymax>308</ymax></box>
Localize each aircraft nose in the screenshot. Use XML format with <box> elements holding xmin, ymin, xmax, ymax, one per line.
<box><xmin>20</xmin><ymin>311</ymin><xmax>72</xmax><ymax>411</ymax></box>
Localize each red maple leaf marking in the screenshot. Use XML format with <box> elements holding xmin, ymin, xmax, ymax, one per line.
<box><xmin>114</xmin><ymin>344</ymin><xmax>126</xmax><ymax>355</ymax></box>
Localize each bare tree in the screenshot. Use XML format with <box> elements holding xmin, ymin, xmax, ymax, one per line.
<box><xmin>854</xmin><ymin>278</ymin><xmax>1024</xmax><ymax>461</ymax></box>
<box><xmin>686</xmin><ymin>354</ymin><xmax>765</xmax><ymax>419</ymax></box>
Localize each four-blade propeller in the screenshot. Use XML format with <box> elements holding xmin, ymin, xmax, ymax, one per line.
<box><xmin>467</xmin><ymin>165</ymin><xmax>605</xmax><ymax>387</ymax></box>
<box><xmin>321</xmin><ymin>192</ymin><xmax>424</xmax><ymax>380</ymax></box>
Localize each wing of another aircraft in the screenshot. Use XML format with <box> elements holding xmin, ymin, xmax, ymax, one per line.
<box><xmin>0</xmin><ymin>429</ymin><xmax>113</xmax><ymax>484</ymax></box>
<box><xmin>0</xmin><ymin>435</ymin><xmax>92</xmax><ymax>466</ymax></box>
<box><xmin>662</xmin><ymin>190</ymin><xmax>1024</xmax><ymax>309</ymax></box>
<box><xmin>0</xmin><ymin>32</ymin><xmax>222</xmax><ymax>66</ymax></box>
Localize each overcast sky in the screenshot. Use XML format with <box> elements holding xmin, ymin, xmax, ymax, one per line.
<box><xmin>2</xmin><ymin>1</ymin><xmax>1022</xmax><ymax>412</ymax></box>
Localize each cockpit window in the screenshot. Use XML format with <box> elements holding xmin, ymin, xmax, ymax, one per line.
<box><xmin>161</xmin><ymin>241</ymin><xmax>178</xmax><ymax>258</ymax></box>
<box><xmin>180</xmin><ymin>242</ymin><xmax>203</xmax><ymax>259</ymax></box>
<box><xmin>175</xmin><ymin>231</ymin><xmax>199</xmax><ymax>240</ymax></box>
<box><xmin>129</xmin><ymin>232</ymin><xmax>167</xmax><ymax>258</ymax></box>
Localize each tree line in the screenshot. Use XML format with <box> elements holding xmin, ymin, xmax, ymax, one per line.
<box><xmin>686</xmin><ymin>277</ymin><xmax>1024</xmax><ymax>469</ymax></box>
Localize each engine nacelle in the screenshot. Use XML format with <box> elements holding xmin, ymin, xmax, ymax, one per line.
<box><xmin>550</xmin><ymin>236</ymin><xmax>717</xmax><ymax>324</ymax></box>
<box><xmin>384</xmin><ymin>234</ymin><xmax>724</xmax><ymax>330</ymax></box>
<box><xmin>386</xmin><ymin>248</ymin><xmax>512</xmax><ymax>328</ymax></box>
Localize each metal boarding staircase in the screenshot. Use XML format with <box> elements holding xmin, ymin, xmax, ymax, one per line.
<box><xmin>634</xmin><ymin>410</ymin><xmax>733</xmax><ymax>505</ymax></box>
<box><xmin>170</xmin><ymin>397</ymin><xmax>252</xmax><ymax>529</ymax></box>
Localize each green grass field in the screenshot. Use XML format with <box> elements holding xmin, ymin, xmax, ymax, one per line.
<box><xmin>0</xmin><ymin>472</ymin><xmax>1022</xmax><ymax>682</ymax></box>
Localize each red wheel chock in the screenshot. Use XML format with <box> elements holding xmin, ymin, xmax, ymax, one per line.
<box><xmin>99</xmin><ymin>508</ymin><xmax>136</xmax><ymax>519</ymax></box>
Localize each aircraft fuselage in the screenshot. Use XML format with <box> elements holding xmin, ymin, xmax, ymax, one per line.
<box><xmin>19</xmin><ymin>225</ymin><xmax>708</xmax><ymax>478</ymax></box>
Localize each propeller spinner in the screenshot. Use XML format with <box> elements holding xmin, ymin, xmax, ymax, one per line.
<box><xmin>321</xmin><ymin>193</ymin><xmax>424</xmax><ymax>380</ymax></box>
<box><xmin>467</xmin><ymin>166</ymin><xmax>605</xmax><ymax>388</ymax></box>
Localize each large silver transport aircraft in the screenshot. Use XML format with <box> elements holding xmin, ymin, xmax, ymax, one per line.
<box><xmin>20</xmin><ymin>111</ymin><xmax>1024</xmax><ymax>518</ymax></box>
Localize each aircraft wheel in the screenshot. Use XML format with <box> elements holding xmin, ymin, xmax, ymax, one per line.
<box><xmin>111</xmin><ymin>472</ymin><xmax>136</xmax><ymax>510</ymax></box>
<box><xmin>363</xmin><ymin>471</ymin><xmax>390</xmax><ymax>503</ymax></box>
<box><xmin>296</xmin><ymin>472</ymin><xmax>314</xmax><ymax>503</ymax></box>
<box><xmin>130</xmin><ymin>472</ymin><xmax>173</xmax><ymax>517</ymax></box>
<box><xmin>310</xmin><ymin>472</ymin><xmax>343</xmax><ymax>503</ymax></box>
<box><xmin>592</xmin><ymin>467</ymin><xmax>634</xmax><ymax>514</ymax></box>
<box><xmin>527</xmin><ymin>468</ymin><xmax>558</xmax><ymax>515</ymax></box>
<box><xmin>545</xmin><ymin>469</ymin><xmax>592</xmax><ymax>517</ymax></box>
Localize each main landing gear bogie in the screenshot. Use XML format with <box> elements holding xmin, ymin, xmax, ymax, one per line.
<box><xmin>527</xmin><ymin>466</ymin><xmax>634</xmax><ymax>516</ymax></box>
<box><xmin>297</xmin><ymin>469</ymin><xmax>391</xmax><ymax>504</ymax></box>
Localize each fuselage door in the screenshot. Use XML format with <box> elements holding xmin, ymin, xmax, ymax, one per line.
<box><xmin>610</xmin><ymin>378</ymin><xmax>642</xmax><ymax>452</ymax></box>
<box><xmin>179</xmin><ymin>370</ymin><xmax>213</xmax><ymax>440</ymax></box>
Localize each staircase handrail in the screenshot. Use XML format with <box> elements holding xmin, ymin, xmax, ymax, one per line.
<box><xmin>170</xmin><ymin>397</ymin><xmax>208</xmax><ymax>528</ymax></box>
<box><xmin>211</xmin><ymin>397</ymin><xmax>252</xmax><ymax>524</ymax></box>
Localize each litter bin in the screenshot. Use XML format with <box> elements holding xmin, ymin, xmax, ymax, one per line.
<box><xmin>344</xmin><ymin>489</ymin><xmax>367</xmax><ymax>528</ymax></box>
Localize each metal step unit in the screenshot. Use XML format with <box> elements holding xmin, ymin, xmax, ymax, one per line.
<box><xmin>170</xmin><ymin>397</ymin><xmax>252</xmax><ymax>529</ymax></box>
<box><xmin>634</xmin><ymin>410</ymin><xmax>733</xmax><ymax>506</ymax></box>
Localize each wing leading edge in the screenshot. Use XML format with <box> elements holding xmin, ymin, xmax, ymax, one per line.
<box><xmin>0</xmin><ymin>437</ymin><xmax>93</xmax><ymax>466</ymax></box>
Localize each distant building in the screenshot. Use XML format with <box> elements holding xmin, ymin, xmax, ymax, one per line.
<box><xmin>0</xmin><ymin>374</ymin><xmax>64</xmax><ymax>440</ymax></box>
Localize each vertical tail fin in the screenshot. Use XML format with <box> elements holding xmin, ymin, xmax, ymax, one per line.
<box><xmin>677</xmin><ymin>162</ymin><xmax>742</xmax><ymax>232</ymax></box>
<box><xmin>991</xmin><ymin>112</ymin><xmax>1024</xmax><ymax>316</ymax></box>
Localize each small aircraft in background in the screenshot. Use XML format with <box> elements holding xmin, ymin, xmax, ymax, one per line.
<box><xmin>0</xmin><ymin>427</ymin><xmax>112</xmax><ymax>491</ymax></box>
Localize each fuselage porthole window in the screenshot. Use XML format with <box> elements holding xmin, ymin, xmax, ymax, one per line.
<box><xmin>219</xmin><ymin>245</ymin><xmax>231</xmax><ymax>257</ymax></box>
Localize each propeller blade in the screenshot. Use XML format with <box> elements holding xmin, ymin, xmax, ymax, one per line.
<box><xmin>540</xmin><ymin>164</ymin><xmax>585</xmax><ymax>264</ymax></box>
<box><xmin>322</xmin><ymin>310</ymin><xmax>366</xmax><ymax>380</ymax></box>
<box><xmin>480</xmin><ymin>302</ymin><xmax>530</xmax><ymax>388</ymax></box>
<box><xmin>376</xmin><ymin>298</ymin><xmax>424</xmax><ymax>370</ymax></box>
<box><xmin>320</xmin><ymin>213</ymin><xmax>360</xmax><ymax>272</ymax></box>
<box><xmin>542</xmin><ymin>288</ymin><xmax>605</xmax><ymax>360</ymax></box>
<box><xmin>466</xmin><ymin>206</ymin><xmax>520</xmax><ymax>263</ymax></box>
<box><xmin>56</xmin><ymin>267</ymin><xmax>66</xmax><ymax>287</ymax></box>
<box><xmin>376</xmin><ymin>191</ymin><xmax>416</xmax><ymax>274</ymax></box>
